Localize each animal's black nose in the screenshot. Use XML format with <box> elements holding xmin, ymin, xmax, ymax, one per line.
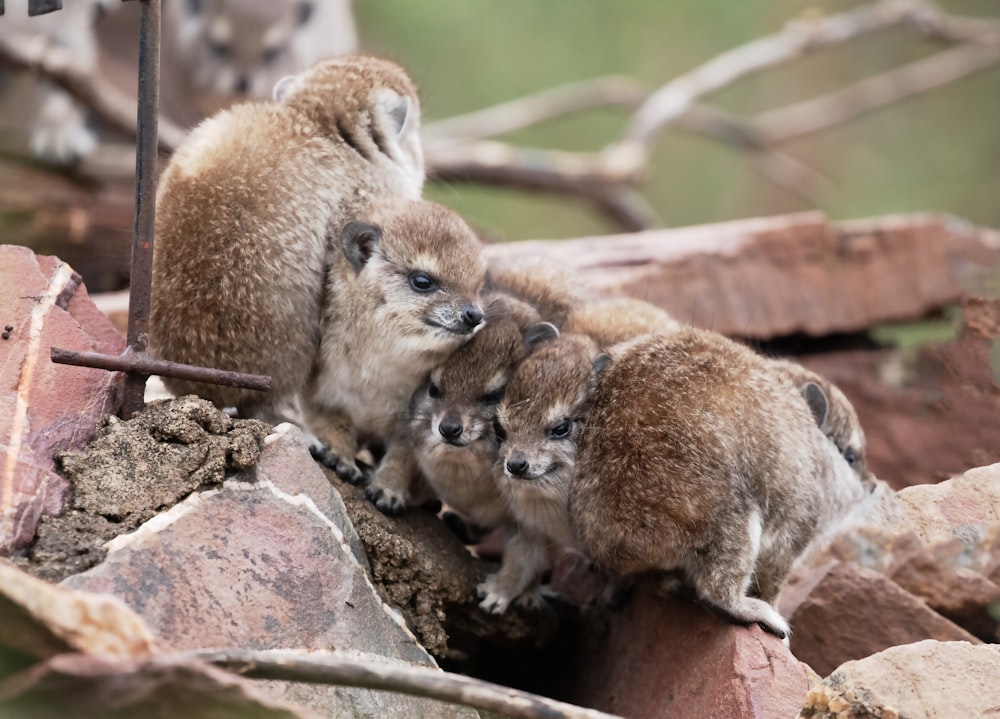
<box><xmin>461</xmin><ymin>304</ymin><xmax>484</xmax><ymax>329</ymax></box>
<box><xmin>235</xmin><ymin>74</ymin><xmax>250</xmax><ymax>94</ymax></box>
<box><xmin>438</xmin><ymin>420</ymin><xmax>463</xmax><ymax>440</ymax></box>
<box><xmin>506</xmin><ymin>456</ymin><xmax>529</xmax><ymax>477</ymax></box>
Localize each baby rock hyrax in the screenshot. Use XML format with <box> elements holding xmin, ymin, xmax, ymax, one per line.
<box><xmin>408</xmin><ymin>294</ymin><xmax>558</xmax><ymax>538</ymax></box>
<box><xmin>479</xmin><ymin>330</ymin><xmax>602</xmax><ymax>614</ymax></box>
<box><xmin>570</xmin><ymin>328</ymin><xmax>874</xmax><ymax>638</ymax></box>
<box><xmin>303</xmin><ymin>199</ymin><xmax>487</xmax><ymax>514</ymax></box>
<box><xmin>150</xmin><ymin>55</ymin><xmax>424</xmax><ymax>424</ymax></box>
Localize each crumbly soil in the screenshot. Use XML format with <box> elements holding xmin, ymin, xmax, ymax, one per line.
<box><xmin>13</xmin><ymin>396</ymin><xmax>270</xmax><ymax>581</ymax></box>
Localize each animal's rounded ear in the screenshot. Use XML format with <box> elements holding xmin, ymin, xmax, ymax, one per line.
<box><xmin>380</xmin><ymin>92</ymin><xmax>413</xmax><ymax>138</ymax></box>
<box><xmin>592</xmin><ymin>353</ymin><xmax>612</xmax><ymax>376</ymax></box>
<box><xmin>801</xmin><ymin>381</ymin><xmax>830</xmax><ymax>432</ymax></box>
<box><xmin>297</xmin><ymin>1</ymin><xmax>314</xmax><ymax>25</ymax></box>
<box><xmin>524</xmin><ymin>322</ymin><xmax>559</xmax><ymax>353</ymax></box>
<box><xmin>272</xmin><ymin>74</ymin><xmax>302</xmax><ymax>102</ymax></box>
<box><xmin>341</xmin><ymin>221</ymin><xmax>382</xmax><ymax>272</ymax></box>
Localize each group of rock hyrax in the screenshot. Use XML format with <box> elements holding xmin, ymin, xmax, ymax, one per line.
<box><xmin>150</xmin><ymin>55</ymin><xmax>878</xmax><ymax>639</ymax></box>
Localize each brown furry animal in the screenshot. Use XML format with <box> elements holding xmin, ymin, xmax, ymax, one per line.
<box><xmin>570</xmin><ymin>328</ymin><xmax>874</xmax><ymax>638</ymax></box>
<box><xmin>150</xmin><ymin>55</ymin><xmax>423</xmax><ymax>424</ymax></box>
<box><xmin>303</xmin><ymin>200</ymin><xmax>487</xmax><ymax>514</ymax></box>
<box><xmin>408</xmin><ymin>294</ymin><xmax>557</xmax><ymax>536</ymax></box>
<box><xmin>480</xmin><ymin>331</ymin><xmax>605</xmax><ymax>614</ymax></box>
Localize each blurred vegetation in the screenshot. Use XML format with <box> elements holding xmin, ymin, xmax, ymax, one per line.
<box><xmin>355</xmin><ymin>0</ymin><xmax>1000</xmax><ymax>242</ymax></box>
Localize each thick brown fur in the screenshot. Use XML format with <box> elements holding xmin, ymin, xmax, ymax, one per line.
<box><xmin>563</xmin><ymin>296</ymin><xmax>682</xmax><ymax>347</ymax></box>
<box><xmin>408</xmin><ymin>294</ymin><xmax>555</xmax><ymax>531</ymax></box>
<box><xmin>150</xmin><ymin>55</ymin><xmax>424</xmax><ymax>423</ymax></box>
<box><xmin>479</xmin><ymin>332</ymin><xmax>604</xmax><ymax>614</ymax></box>
<box><xmin>484</xmin><ymin>254</ymin><xmax>594</xmax><ymax>328</ymax></box>
<box><xmin>570</xmin><ymin>329</ymin><xmax>872</xmax><ymax>638</ymax></box>
<box><xmin>303</xmin><ymin>200</ymin><xmax>487</xmax><ymax>514</ymax></box>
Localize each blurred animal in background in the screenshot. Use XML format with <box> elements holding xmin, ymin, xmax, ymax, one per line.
<box><xmin>0</xmin><ymin>0</ymin><xmax>117</xmax><ymax>164</ymax></box>
<box><xmin>163</xmin><ymin>0</ymin><xmax>358</xmax><ymax>122</ymax></box>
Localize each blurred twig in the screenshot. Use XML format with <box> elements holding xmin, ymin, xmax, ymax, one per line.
<box><xmin>0</xmin><ymin>31</ymin><xmax>186</xmax><ymax>153</ymax></box>
<box><xmin>2</xmin><ymin>0</ymin><xmax>998</xmax><ymax>230</ymax></box>
<box><xmin>195</xmin><ymin>648</ymin><xmax>625</xmax><ymax>719</ymax></box>
<box><xmin>425</xmin><ymin>0</ymin><xmax>1000</xmax><ymax>229</ymax></box>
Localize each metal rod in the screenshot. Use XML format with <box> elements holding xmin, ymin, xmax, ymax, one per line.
<box><xmin>50</xmin><ymin>348</ymin><xmax>272</xmax><ymax>392</ymax></box>
<box><xmin>122</xmin><ymin>0</ymin><xmax>161</xmax><ymax>418</ymax></box>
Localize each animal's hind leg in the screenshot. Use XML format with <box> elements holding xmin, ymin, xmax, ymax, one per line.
<box><xmin>686</xmin><ymin>509</ymin><xmax>790</xmax><ymax>639</ymax></box>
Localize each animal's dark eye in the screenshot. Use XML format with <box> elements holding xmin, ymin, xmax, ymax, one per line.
<box><xmin>409</xmin><ymin>271</ymin><xmax>438</xmax><ymax>293</ymax></box>
<box><xmin>208</xmin><ymin>39</ymin><xmax>230</xmax><ymax>58</ymax></box>
<box><xmin>428</xmin><ymin>382</ymin><xmax>443</xmax><ymax>399</ymax></box>
<box><xmin>480</xmin><ymin>387</ymin><xmax>505</xmax><ymax>405</ymax></box>
<box><xmin>843</xmin><ymin>447</ymin><xmax>860</xmax><ymax>467</ymax></box>
<box><xmin>548</xmin><ymin>419</ymin><xmax>573</xmax><ymax>439</ymax></box>
<box><xmin>262</xmin><ymin>46</ymin><xmax>282</xmax><ymax>64</ymax></box>
<box><xmin>492</xmin><ymin>417</ymin><xmax>507</xmax><ymax>443</ymax></box>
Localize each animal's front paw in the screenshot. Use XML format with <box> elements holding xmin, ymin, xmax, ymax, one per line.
<box><xmin>442</xmin><ymin>511</ymin><xmax>488</xmax><ymax>545</ymax></box>
<box><xmin>365</xmin><ymin>485</ymin><xmax>406</xmax><ymax>516</ymax></box>
<box><xmin>309</xmin><ymin>443</ymin><xmax>365</xmax><ymax>485</ymax></box>
<box><xmin>514</xmin><ymin>588</ymin><xmax>548</xmax><ymax>612</ymax></box>
<box><xmin>475</xmin><ymin>579</ymin><xmax>513</xmax><ymax>615</ymax></box>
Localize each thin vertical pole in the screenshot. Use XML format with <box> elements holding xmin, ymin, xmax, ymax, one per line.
<box><xmin>122</xmin><ymin>0</ymin><xmax>161</xmax><ymax>418</ymax></box>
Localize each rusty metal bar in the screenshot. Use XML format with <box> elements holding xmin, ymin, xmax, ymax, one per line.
<box><xmin>27</xmin><ymin>0</ymin><xmax>60</xmax><ymax>16</ymax></box>
<box><xmin>121</xmin><ymin>0</ymin><xmax>160</xmax><ymax>417</ymax></box>
<box><xmin>50</xmin><ymin>348</ymin><xmax>272</xmax><ymax>392</ymax></box>
<box><xmin>48</xmin><ymin>0</ymin><xmax>275</xmax><ymax>416</ymax></box>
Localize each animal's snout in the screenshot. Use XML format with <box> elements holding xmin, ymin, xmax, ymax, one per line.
<box><xmin>505</xmin><ymin>454</ymin><xmax>529</xmax><ymax>478</ymax></box>
<box><xmin>461</xmin><ymin>304</ymin><xmax>484</xmax><ymax>330</ymax></box>
<box><xmin>438</xmin><ymin>419</ymin><xmax>463</xmax><ymax>441</ymax></box>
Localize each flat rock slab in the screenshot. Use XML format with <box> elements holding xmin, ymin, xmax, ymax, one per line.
<box><xmin>800</xmin><ymin>640</ymin><xmax>1000</xmax><ymax>719</ymax></box>
<box><xmin>64</xmin><ymin>424</ymin><xmax>478</xmax><ymax>719</ymax></box>
<box><xmin>784</xmin><ymin>561</ymin><xmax>979</xmax><ymax>678</ymax></box>
<box><xmin>565</xmin><ymin>586</ymin><xmax>812</xmax><ymax>719</ymax></box>
<box><xmin>488</xmin><ymin>212</ymin><xmax>1000</xmax><ymax>339</ymax></box>
<box><xmin>0</xmin><ymin>245</ymin><xmax>124</xmax><ymax>554</ymax></box>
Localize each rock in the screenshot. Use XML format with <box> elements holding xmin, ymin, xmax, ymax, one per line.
<box><xmin>63</xmin><ymin>423</ymin><xmax>479</xmax><ymax>719</ymax></box>
<box><xmin>784</xmin><ymin>561</ymin><xmax>979</xmax><ymax>677</ymax></box>
<box><xmin>564</xmin><ymin>586</ymin><xmax>813</xmax><ymax>719</ymax></box>
<box><xmin>800</xmin><ymin>640</ymin><xmax>1000</xmax><ymax>719</ymax></box>
<box><xmin>20</xmin><ymin>396</ymin><xmax>269</xmax><ymax>582</ymax></box>
<box><xmin>0</xmin><ymin>559</ymin><xmax>311</xmax><ymax>718</ymax></box>
<box><xmin>0</xmin><ymin>653</ymin><xmax>312</xmax><ymax>718</ymax></box>
<box><xmin>892</xmin><ymin>462</ymin><xmax>1000</xmax><ymax>545</ymax></box>
<box><xmin>0</xmin><ymin>245</ymin><xmax>124</xmax><ymax>555</ymax></box>
<box><xmin>0</xmin><ymin>557</ymin><xmax>156</xmax><ymax>674</ymax></box>
<box><xmin>486</xmin><ymin>212</ymin><xmax>1000</xmax><ymax>339</ymax></box>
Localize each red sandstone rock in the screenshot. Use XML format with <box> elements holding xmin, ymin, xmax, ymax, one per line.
<box><xmin>800</xmin><ymin>640</ymin><xmax>1000</xmax><ymax>718</ymax></box>
<box><xmin>63</xmin><ymin>424</ymin><xmax>477</xmax><ymax>719</ymax></box>
<box><xmin>785</xmin><ymin>561</ymin><xmax>979</xmax><ymax>678</ymax></box>
<box><xmin>486</xmin><ymin>212</ymin><xmax>1000</xmax><ymax>339</ymax></box>
<box><xmin>0</xmin><ymin>246</ymin><xmax>124</xmax><ymax>555</ymax></box>
<box><xmin>566</xmin><ymin>586</ymin><xmax>813</xmax><ymax>719</ymax></box>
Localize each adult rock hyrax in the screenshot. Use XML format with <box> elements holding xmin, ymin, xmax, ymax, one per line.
<box><xmin>150</xmin><ymin>55</ymin><xmax>423</xmax><ymax>424</ymax></box>
<box><xmin>302</xmin><ymin>199</ymin><xmax>487</xmax><ymax>514</ymax></box>
<box><xmin>570</xmin><ymin>328</ymin><xmax>874</xmax><ymax>638</ymax></box>
<box><xmin>408</xmin><ymin>294</ymin><xmax>557</xmax><ymax>538</ymax></box>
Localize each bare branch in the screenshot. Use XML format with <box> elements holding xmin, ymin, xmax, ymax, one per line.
<box><xmin>0</xmin><ymin>33</ymin><xmax>185</xmax><ymax>154</ymax></box>
<box><xmin>753</xmin><ymin>40</ymin><xmax>1000</xmax><ymax>145</ymax></box>
<box><xmin>424</xmin><ymin>75</ymin><xmax>646</xmax><ymax>141</ymax></box>
<box><xmin>194</xmin><ymin>648</ymin><xmax>625</xmax><ymax>719</ymax></box>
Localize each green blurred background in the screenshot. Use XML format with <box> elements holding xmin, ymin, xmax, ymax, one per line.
<box><xmin>353</xmin><ymin>0</ymin><xmax>1000</xmax><ymax>242</ymax></box>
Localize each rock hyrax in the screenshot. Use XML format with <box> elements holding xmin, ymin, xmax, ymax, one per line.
<box><xmin>570</xmin><ymin>328</ymin><xmax>874</xmax><ymax>638</ymax></box>
<box><xmin>409</xmin><ymin>294</ymin><xmax>557</xmax><ymax>537</ymax></box>
<box><xmin>303</xmin><ymin>200</ymin><xmax>487</xmax><ymax>514</ymax></box>
<box><xmin>151</xmin><ymin>55</ymin><xmax>423</xmax><ymax>424</ymax></box>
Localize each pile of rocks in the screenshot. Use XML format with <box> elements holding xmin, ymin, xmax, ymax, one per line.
<box><xmin>2</xmin><ymin>214</ymin><xmax>1000</xmax><ymax>718</ymax></box>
